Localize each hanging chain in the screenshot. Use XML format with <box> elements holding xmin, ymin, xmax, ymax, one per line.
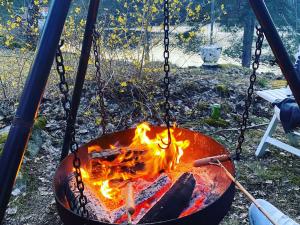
<box><xmin>161</xmin><ymin>0</ymin><xmax>172</xmax><ymax>149</ymax></box>
<box><xmin>269</xmin><ymin>58</ymin><xmax>278</xmax><ymax>66</ymax></box>
<box><xmin>55</xmin><ymin>40</ymin><xmax>89</xmax><ymax>218</ymax></box>
<box><xmin>56</xmin><ymin>40</ymin><xmax>71</xmax><ymax>118</ymax></box>
<box><xmin>235</xmin><ymin>26</ymin><xmax>264</xmax><ymax>160</ymax></box>
<box><xmin>92</xmin><ymin>26</ymin><xmax>107</xmax><ymax>135</ymax></box>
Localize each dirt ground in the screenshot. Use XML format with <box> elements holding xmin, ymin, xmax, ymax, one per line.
<box><xmin>1</xmin><ymin>64</ymin><xmax>299</xmax><ymax>225</ymax></box>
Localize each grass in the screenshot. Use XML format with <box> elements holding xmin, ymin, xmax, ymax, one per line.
<box><xmin>195</xmin><ymin>102</ymin><xmax>210</xmax><ymax>111</ymax></box>
<box><xmin>216</xmin><ymin>84</ymin><xmax>230</xmax><ymax>96</ymax></box>
<box><xmin>0</xmin><ymin>132</ymin><xmax>8</xmax><ymax>156</ymax></box>
<box><xmin>218</xmin><ymin>63</ymin><xmax>241</xmax><ymax>69</ymax></box>
<box><xmin>257</xmin><ymin>77</ymin><xmax>269</xmax><ymax>88</ymax></box>
<box><xmin>0</xmin><ymin>116</ymin><xmax>47</xmax><ymax>157</ymax></box>
<box><xmin>33</xmin><ymin>116</ymin><xmax>47</xmax><ymax>130</ymax></box>
<box><xmin>257</xmin><ymin>162</ymin><xmax>300</xmax><ymax>186</ymax></box>
<box><xmin>0</xmin><ymin>132</ymin><xmax>8</xmax><ymax>143</ymax></box>
<box><xmin>203</xmin><ymin>117</ymin><xmax>230</xmax><ymax>128</ymax></box>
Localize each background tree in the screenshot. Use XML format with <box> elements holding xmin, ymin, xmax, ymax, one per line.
<box><xmin>25</xmin><ymin>0</ymin><xmax>39</xmax><ymax>48</ymax></box>
<box><xmin>221</xmin><ymin>0</ymin><xmax>298</xmax><ymax>67</ymax></box>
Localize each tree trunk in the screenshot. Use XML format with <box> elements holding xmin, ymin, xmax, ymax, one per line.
<box><xmin>210</xmin><ymin>0</ymin><xmax>215</xmax><ymax>45</ymax></box>
<box><xmin>26</xmin><ymin>0</ymin><xmax>39</xmax><ymax>49</ymax></box>
<box><xmin>144</xmin><ymin>28</ymin><xmax>150</xmax><ymax>62</ymax></box>
<box><xmin>242</xmin><ymin>11</ymin><xmax>255</xmax><ymax>68</ymax></box>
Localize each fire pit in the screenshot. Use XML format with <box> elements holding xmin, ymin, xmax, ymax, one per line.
<box><xmin>54</xmin><ymin>124</ymin><xmax>235</xmax><ymax>225</ymax></box>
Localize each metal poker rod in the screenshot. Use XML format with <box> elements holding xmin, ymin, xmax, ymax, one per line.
<box><xmin>125</xmin><ymin>182</ymin><xmax>135</xmax><ymax>225</ymax></box>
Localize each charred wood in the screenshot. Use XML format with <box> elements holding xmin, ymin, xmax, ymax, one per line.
<box><xmin>64</xmin><ymin>173</ymin><xmax>112</xmax><ymax>223</ymax></box>
<box><xmin>88</xmin><ymin>147</ymin><xmax>146</xmax><ymax>179</ymax></box>
<box><xmin>138</xmin><ymin>172</ymin><xmax>196</xmax><ymax>224</ymax></box>
<box><xmin>64</xmin><ymin>173</ymin><xmax>173</xmax><ymax>223</ymax></box>
<box><xmin>89</xmin><ymin>147</ymin><xmax>146</xmax><ymax>162</ymax></box>
<box><xmin>89</xmin><ymin>162</ymin><xmax>145</xmax><ymax>180</ymax></box>
<box><xmin>113</xmin><ymin>174</ymin><xmax>172</xmax><ymax>223</ymax></box>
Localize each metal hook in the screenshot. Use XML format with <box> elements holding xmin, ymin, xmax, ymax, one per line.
<box><xmin>158</xmin><ymin>128</ymin><xmax>172</xmax><ymax>149</ymax></box>
<box><xmin>158</xmin><ymin>138</ymin><xmax>171</xmax><ymax>149</ymax></box>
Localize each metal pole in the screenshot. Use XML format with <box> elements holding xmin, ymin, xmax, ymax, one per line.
<box><xmin>0</xmin><ymin>0</ymin><xmax>71</xmax><ymax>222</ymax></box>
<box><xmin>249</xmin><ymin>0</ymin><xmax>300</xmax><ymax>106</ymax></box>
<box><xmin>60</xmin><ymin>0</ymin><xmax>101</xmax><ymax>160</ymax></box>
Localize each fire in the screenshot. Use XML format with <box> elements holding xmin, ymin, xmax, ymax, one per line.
<box><xmin>85</xmin><ymin>122</ymin><xmax>190</xmax><ymax>200</ymax></box>
<box><xmin>80</xmin><ymin>168</ymin><xmax>90</xmax><ymax>179</ymax></box>
<box><xmin>91</xmin><ymin>180</ymin><xmax>118</xmax><ymax>199</ymax></box>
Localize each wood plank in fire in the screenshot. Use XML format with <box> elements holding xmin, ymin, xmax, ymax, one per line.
<box><xmin>138</xmin><ymin>172</ymin><xmax>196</xmax><ymax>224</ymax></box>
<box><xmin>112</xmin><ymin>173</ymin><xmax>172</xmax><ymax>223</ymax></box>
<box><xmin>64</xmin><ymin>173</ymin><xmax>173</xmax><ymax>223</ymax></box>
<box><xmin>64</xmin><ymin>173</ymin><xmax>113</xmax><ymax>223</ymax></box>
<box><xmin>88</xmin><ymin>147</ymin><xmax>147</xmax><ymax>180</ymax></box>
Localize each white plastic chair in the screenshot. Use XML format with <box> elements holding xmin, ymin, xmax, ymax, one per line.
<box><xmin>256</xmin><ymin>87</ymin><xmax>300</xmax><ymax>157</ymax></box>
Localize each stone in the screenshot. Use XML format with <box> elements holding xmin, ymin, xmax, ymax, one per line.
<box><xmin>106</xmin><ymin>123</ymin><xmax>115</xmax><ymax>131</ymax></box>
<box><xmin>27</xmin><ymin>129</ymin><xmax>43</xmax><ymax>157</ymax></box>
<box><xmin>45</xmin><ymin>120</ymin><xmax>60</xmax><ymax>131</ymax></box>
<box><xmin>0</xmin><ymin>126</ymin><xmax>10</xmax><ymax>136</ymax></box>
<box><xmin>7</xmin><ymin>207</ymin><xmax>17</xmax><ymax>215</ymax></box>
<box><xmin>11</xmin><ymin>188</ymin><xmax>21</xmax><ymax>196</ymax></box>
<box><xmin>78</xmin><ymin>129</ymin><xmax>88</xmax><ymax>134</ymax></box>
<box><xmin>13</xmin><ymin>172</ymin><xmax>26</xmax><ymax>195</ymax></box>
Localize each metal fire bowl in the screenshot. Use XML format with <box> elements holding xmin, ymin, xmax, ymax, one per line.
<box><xmin>54</xmin><ymin>126</ymin><xmax>235</xmax><ymax>225</ymax></box>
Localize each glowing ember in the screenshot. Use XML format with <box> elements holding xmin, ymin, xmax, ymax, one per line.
<box><xmin>85</xmin><ymin>122</ymin><xmax>190</xmax><ymax>200</ymax></box>
<box><xmin>101</xmin><ymin>180</ymin><xmax>115</xmax><ymax>199</ymax></box>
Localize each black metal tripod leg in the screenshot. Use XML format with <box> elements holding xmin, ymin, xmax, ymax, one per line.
<box><xmin>249</xmin><ymin>0</ymin><xmax>300</xmax><ymax>106</ymax></box>
<box><xmin>60</xmin><ymin>0</ymin><xmax>101</xmax><ymax>161</ymax></box>
<box><xmin>0</xmin><ymin>0</ymin><xmax>72</xmax><ymax>222</ymax></box>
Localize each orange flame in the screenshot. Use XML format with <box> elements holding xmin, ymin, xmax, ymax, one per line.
<box><xmin>80</xmin><ymin>168</ymin><xmax>90</xmax><ymax>179</ymax></box>
<box><xmin>84</xmin><ymin>122</ymin><xmax>190</xmax><ymax>200</ymax></box>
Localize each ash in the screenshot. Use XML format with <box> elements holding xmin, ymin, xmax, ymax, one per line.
<box><xmin>65</xmin><ymin>173</ymin><xmax>113</xmax><ymax>223</ymax></box>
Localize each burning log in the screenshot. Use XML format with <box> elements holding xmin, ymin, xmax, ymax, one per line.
<box><xmin>138</xmin><ymin>172</ymin><xmax>196</xmax><ymax>224</ymax></box>
<box><xmin>90</xmin><ymin>163</ymin><xmax>145</xmax><ymax>180</ymax></box>
<box><xmin>88</xmin><ymin>147</ymin><xmax>147</xmax><ymax>180</ymax></box>
<box><xmin>65</xmin><ymin>172</ymin><xmax>173</xmax><ymax>224</ymax></box>
<box><xmin>113</xmin><ymin>174</ymin><xmax>172</xmax><ymax>223</ymax></box>
<box><xmin>89</xmin><ymin>148</ymin><xmax>123</xmax><ymax>161</ymax></box>
<box><xmin>64</xmin><ymin>173</ymin><xmax>113</xmax><ymax>223</ymax></box>
<box><xmin>89</xmin><ymin>147</ymin><xmax>146</xmax><ymax>162</ymax></box>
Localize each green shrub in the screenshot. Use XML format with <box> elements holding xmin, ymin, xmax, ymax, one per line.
<box><xmin>257</xmin><ymin>77</ymin><xmax>269</xmax><ymax>88</ymax></box>
<box><xmin>0</xmin><ymin>132</ymin><xmax>8</xmax><ymax>144</ymax></box>
<box><xmin>33</xmin><ymin>116</ymin><xmax>47</xmax><ymax>130</ymax></box>
<box><xmin>216</xmin><ymin>84</ymin><xmax>230</xmax><ymax>96</ymax></box>
<box><xmin>203</xmin><ymin>117</ymin><xmax>230</xmax><ymax>128</ymax></box>
<box><xmin>0</xmin><ymin>132</ymin><xmax>8</xmax><ymax>156</ymax></box>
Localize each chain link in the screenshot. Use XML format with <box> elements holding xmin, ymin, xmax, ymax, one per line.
<box><xmin>235</xmin><ymin>26</ymin><xmax>264</xmax><ymax>160</ymax></box>
<box><xmin>269</xmin><ymin>58</ymin><xmax>278</xmax><ymax>66</ymax></box>
<box><xmin>161</xmin><ymin>0</ymin><xmax>172</xmax><ymax>148</ymax></box>
<box><xmin>55</xmin><ymin>40</ymin><xmax>89</xmax><ymax>218</ymax></box>
<box><xmin>56</xmin><ymin>40</ymin><xmax>71</xmax><ymax>118</ymax></box>
<box><xmin>92</xmin><ymin>26</ymin><xmax>107</xmax><ymax>135</ymax></box>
